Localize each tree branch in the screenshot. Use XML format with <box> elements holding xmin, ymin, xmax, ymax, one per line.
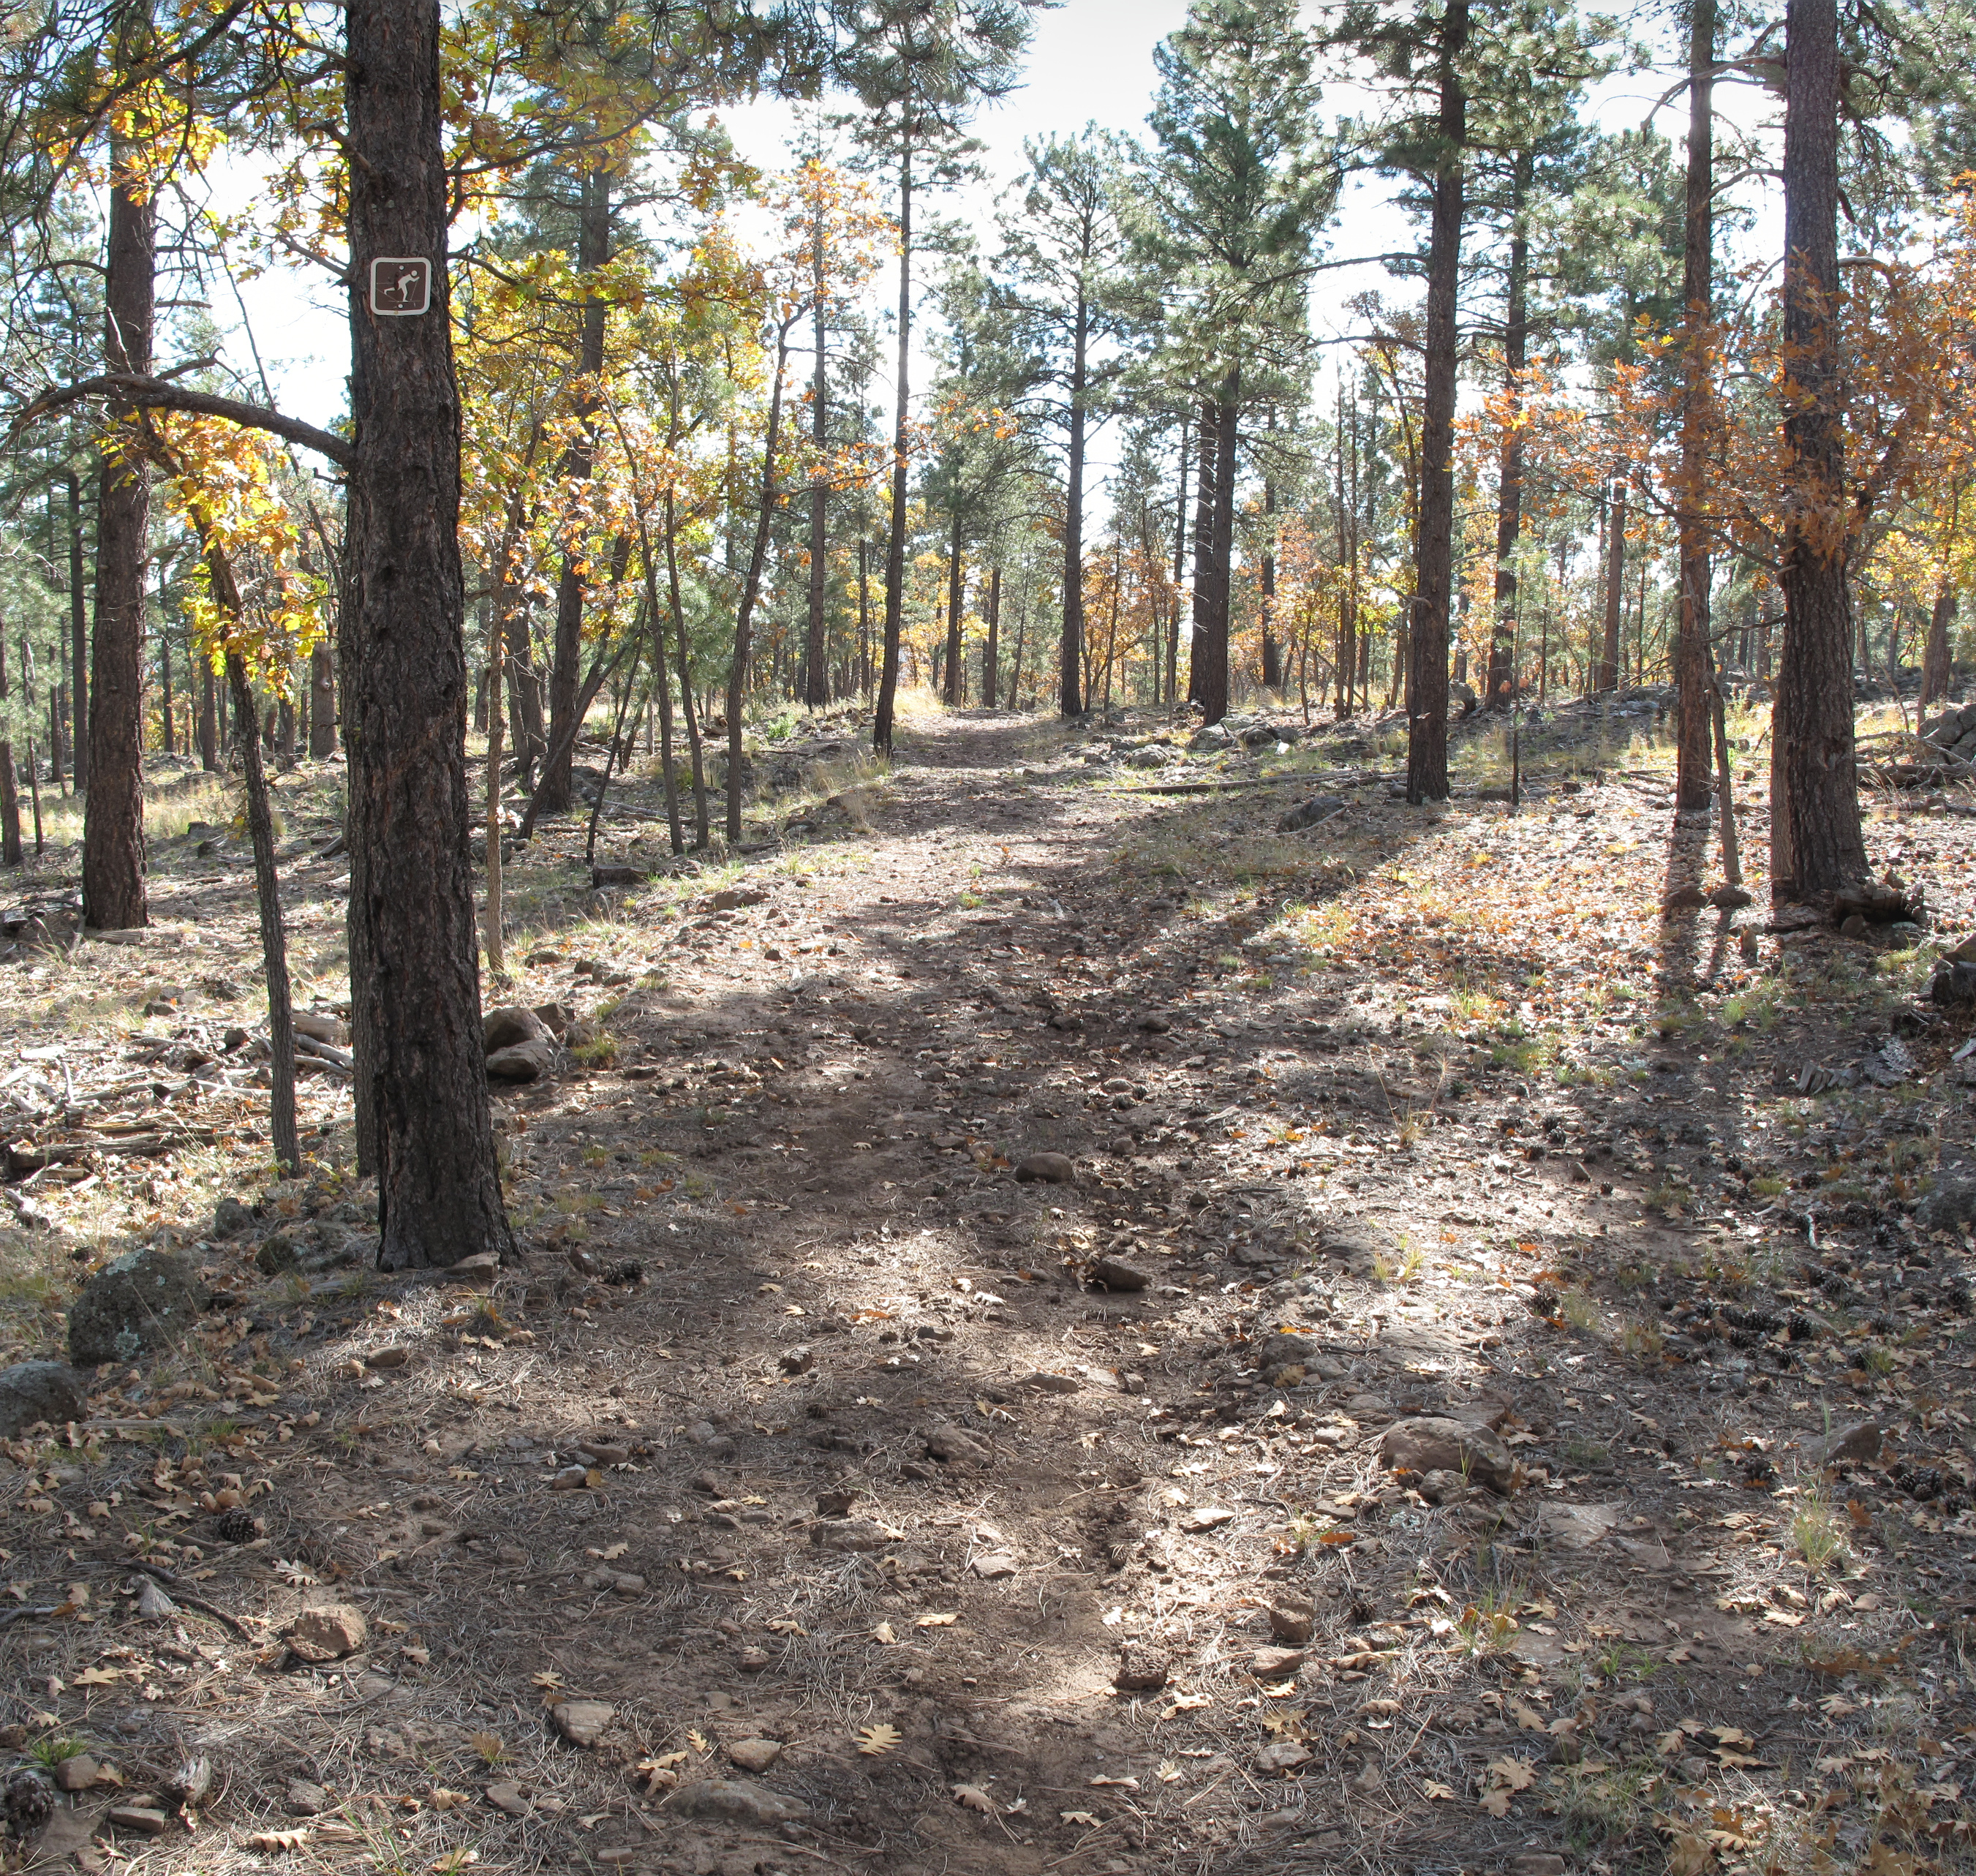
<box><xmin>7</xmin><ymin>374</ymin><xmax>352</xmax><ymax>468</ymax></box>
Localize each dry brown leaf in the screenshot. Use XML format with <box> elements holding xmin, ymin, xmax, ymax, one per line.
<box><xmin>1061</xmin><ymin>1809</ymin><xmax>1102</xmax><ymax>1826</ymax></box>
<box><xmin>856</xmin><ymin>1722</ymin><xmax>902</xmax><ymax>1757</ymax></box>
<box><xmin>916</xmin><ymin>1612</ymin><xmax>959</xmax><ymax>1627</ymax></box>
<box><xmin>872</xmin><ymin>1621</ymin><xmax>897</xmax><ymax>1644</ymax></box>
<box><xmin>1479</xmin><ymin>1788</ymin><xmax>1513</xmax><ymax>1817</ymax></box>
<box><xmin>954</xmin><ymin>1784</ymin><xmax>995</xmax><ymax>1813</ymax></box>
<box><xmin>1485</xmin><ymin>1758</ymin><xmax>1536</xmax><ymax>1792</ymax></box>
<box><xmin>248</xmin><ymin>1828</ymin><xmax>312</xmax><ymax>1851</ymax></box>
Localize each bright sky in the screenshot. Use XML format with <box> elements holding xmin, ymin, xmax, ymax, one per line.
<box><xmin>212</xmin><ymin>0</ymin><xmax>1773</xmax><ymax>514</ymax></box>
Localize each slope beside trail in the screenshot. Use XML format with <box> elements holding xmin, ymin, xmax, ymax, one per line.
<box><xmin>1</xmin><ymin>698</ymin><xmax>1974</xmax><ymax>1876</ymax></box>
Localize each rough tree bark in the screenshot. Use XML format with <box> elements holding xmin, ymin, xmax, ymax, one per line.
<box><xmin>1058</xmin><ymin>282</ymin><xmax>1090</xmax><ymax>717</ymax></box>
<box><xmin>67</xmin><ymin>472</ymin><xmax>88</xmax><ymax>791</ymax></box>
<box><xmin>1770</xmin><ymin>0</ymin><xmax>1866</xmax><ymax>897</ymax></box>
<box><xmin>1673</xmin><ymin>0</ymin><xmax>1716</xmax><ymax>810</ymax></box>
<box><xmin>874</xmin><ymin>137</ymin><xmax>913</xmax><ymax>756</ymax></box>
<box><xmin>983</xmin><ymin>563</ymin><xmax>1000</xmax><ymax>706</ymax></box>
<box><xmin>342</xmin><ymin>0</ymin><xmax>514</xmax><ymax>1266</ymax></box>
<box><xmin>804</xmin><ymin>203</ymin><xmax>830</xmax><ymax>709</ymax></box>
<box><xmin>1487</xmin><ymin>148</ymin><xmax>1531</xmax><ymax>711</ymax></box>
<box><xmin>1406</xmin><ymin>0</ymin><xmax>1468</xmax><ymax>804</ymax></box>
<box><xmin>309</xmin><ymin>641</ymin><xmax>336</xmax><ymax>754</ymax></box>
<box><xmin>83</xmin><ymin>136</ymin><xmax>153</xmax><ymax>930</ymax></box>
<box><xmin>1922</xmin><ymin>581</ymin><xmax>1956</xmax><ymax>709</ymax></box>
<box><xmin>1196</xmin><ymin>372</ymin><xmax>1238</xmax><ymax>726</ymax></box>
<box><xmin>942</xmin><ymin>507</ymin><xmax>964</xmax><ymax>706</ymax></box>
<box><xmin>541</xmin><ymin>165</ymin><xmax>611</xmax><ymax>813</ymax></box>
<box><xmin>1598</xmin><ymin>469</ymin><xmax>1626</xmax><ymax>691</ymax></box>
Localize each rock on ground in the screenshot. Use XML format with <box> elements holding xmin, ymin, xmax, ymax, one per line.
<box><xmin>284</xmin><ymin>1603</ymin><xmax>369</xmax><ymax>1662</ymax></box>
<box><xmin>1379</xmin><ymin>1415</ymin><xmax>1517</xmax><ymax>1493</ymax></box>
<box><xmin>67</xmin><ymin>1248</ymin><xmax>201</xmax><ymax>1367</ymax></box>
<box><xmin>0</xmin><ymin>1360</ymin><xmax>83</xmax><ymax>1436</ymax></box>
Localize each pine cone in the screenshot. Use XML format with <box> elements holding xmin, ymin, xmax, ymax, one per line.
<box><xmin>3</xmin><ymin>1768</ymin><xmax>54</xmax><ymax>1837</ymax></box>
<box><xmin>214</xmin><ymin>1506</ymin><xmax>258</xmax><ymax>1544</ymax></box>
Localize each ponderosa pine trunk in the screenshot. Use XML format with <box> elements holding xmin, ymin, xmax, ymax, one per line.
<box><xmin>874</xmin><ymin>137</ymin><xmax>912</xmax><ymax>756</ymax></box>
<box><xmin>542</xmin><ymin>165</ymin><xmax>611</xmax><ymax>813</ymax></box>
<box><xmin>1673</xmin><ymin>0</ymin><xmax>1717</xmax><ymax>810</ymax></box>
<box><xmin>1406</xmin><ymin>0</ymin><xmax>1467</xmax><ymax>805</ymax></box>
<box><xmin>804</xmin><ymin>230</ymin><xmax>830</xmax><ymax>709</ymax></box>
<box><xmin>1487</xmin><ymin>149</ymin><xmax>1531</xmax><ymax>711</ymax></box>
<box><xmin>1261</xmin><ymin>462</ymin><xmax>1281</xmax><ymax>692</ymax></box>
<box><xmin>1059</xmin><ymin>285</ymin><xmax>1089</xmax><ymax>716</ymax></box>
<box><xmin>342</xmin><ymin>0</ymin><xmax>513</xmax><ymax>1267</ymax></box>
<box><xmin>1168</xmin><ymin>415</ymin><xmax>1188</xmax><ymax>709</ymax></box>
<box><xmin>727</xmin><ymin>327</ymin><xmax>790</xmax><ymax>843</ymax></box>
<box><xmin>982</xmin><ymin>565</ymin><xmax>1000</xmax><ymax>705</ymax></box>
<box><xmin>1599</xmin><ymin>470</ymin><xmax>1626</xmax><ymax>690</ymax></box>
<box><xmin>1923</xmin><ymin>582</ymin><xmax>1955</xmax><ymax>708</ymax></box>
<box><xmin>67</xmin><ymin>472</ymin><xmax>88</xmax><ymax>792</ymax></box>
<box><xmin>943</xmin><ymin>506</ymin><xmax>964</xmax><ymax>706</ymax></box>
<box><xmin>1188</xmin><ymin>399</ymin><xmax>1217</xmax><ymax>708</ymax></box>
<box><xmin>1196</xmin><ymin>373</ymin><xmax>1238</xmax><ymax>726</ymax></box>
<box><xmin>1770</xmin><ymin>0</ymin><xmax>1866</xmax><ymax>898</ymax></box>
<box><xmin>0</xmin><ymin>635</ymin><xmax>17</xmax><ymax>867</ymax></box>
<box><xmin>83</xmin><ymin>138</ymin><xmax>152</xmax><ymax>930</ymax></box>
<box><xmin>309</xmin><ymin>641</ymin><xmax>336</xmax><ymax>754</ymax></box>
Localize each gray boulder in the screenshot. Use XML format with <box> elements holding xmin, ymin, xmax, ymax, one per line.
<box><xmin>1278</xmin><ymin>795</ymin><xmax>1346</xmax><ymax>834</ymax></box>
<box><xmin>1915</xmin><ymin>1179</ymin><xmax>1976</xmax><ymax>1232</ymax></box>
<box><xmin>1379</xmin><ymin>1414</ymin><xmax>1517</xmax><ymax>1493</ymax></box>
<box><xmin>483</xmin><ymin>1005</ymin><xmax>550</xmax><ymax>1053</ymax></box>
<box><xmin>486</xmin><ymin>1036</ymin><xmax>557</xmax><ymax>1082</ymax></box>
<box><xmin>69</xmin><ymin>1249</ymin><xmax>201</xmax><ymax>1368</ymax></box>
<box><xmin>0</xmin><ymin>1360</ymin><xmax>84</xmax><ymax>1436</ymax></box>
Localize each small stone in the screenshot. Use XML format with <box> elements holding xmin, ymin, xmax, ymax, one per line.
<box><xmin>1267</xmin><ymin>1598</ymin><xmax>1314</xmax><ymax>1646</ymax></box>
<box><xmin>137</xmin><ymin>1577</ymin><xmax>177</xmax><ymax>1619</ymax></box>
<box><xmin>1014</xmin><ymin>1152</ymin><xmax>1076</xmax><ymax>1184</ymax></box>
<box><xmin>1088</xmin><ymin>1257</ymin><xmax>1149</xmax><ymax>1292</ymax></box>
<box><xmin>284</xmin><ymin>1779</ymin><xmax>331</xmax><ymax>1817</ymax></box>
<box><xmin>213</xmin><ymin>1195</ymin><xmax>255</xmax><ymax>1238</ymax></box>
<box><xmin>484</xmin><ymin>1781</ymin><xmax>529</xmax><ymax>1817</ymax></box>
<box><xmin>1256</xmin><ymin>1741</ymin><xmax>1312</xmax><ymax>1774</ymax></box>
<box><xmin>108</xmin><ymin>1806</ymin><xmax>170</xmax><ymax>1837</ymax></box>
<box><xmin>1416</xmin><ymin>1469</ymin><xmax>1474</xmax><ymax>1504</ymax></box>
<box><xmin>1379</xmin><ymin>1416</ymin><xmax>1517</xmax><ymax>1493</ymax></box>
<box><xmin>707</xmin><ymin>888</ymin><xmax>769</xmax><ymax>912</ymax></box>
<box><xmin>971</xmin><ymin>1550</ymin><xmax>1019</xmax><ymax>1580</ymax></box>
<box><xmin>1137</xmin><ymin>1014</ymin><xmax>1172</xmax><ymax>1033</ymax></box>
<box><xmin>483</xmin><ymin>1004</ymin><xmax>551</xmax><ymax>1053</ymax></box>
<box><xmin>366</xmin><ymin>1346</ymin><xmax>411</xmax><ymax>1369</ymax></box>
<box><xmin>1025</xmin><ymin>1371</ymin><xmax>1082</xmax><ymax>1394</ymax></box>
<box><xmin>1278</xmin><ymin>795</ymin><xmax>1346</xmax><ymax>834</ymax></box>
<box><xmin>1709</xmin><ymin>885</ymin><xmax>1753</xmax><ymax>909</ymax></box>
<box><xmin>728</xmin><ymin>1738</ymin><xmax>783</xmax><ymax>1774</ymax></box>
<box><xmin>779</xmin><ymin>1345</ymin><xmax>815</xmax><ymax>1375</ymax></box>
<box><xmin>1508</xmin><ymin>1856</ymin><xmax>1569</xmax><ymax>1876</ymax></box>
<box><xmin>486</xmin><ymin>1038</ymin><xmax>557</xmax><ymax>1083</ymax></box>
<box><xmin>1255</xmin><ymin>1332</ymin><xmax>1316</xmax><ymax>1367</ymax></box>
<box><xmin>577</xmin><ymin>1439</ymin><xmax>629</xmax><ymax>1465</ymax></box>
<box><xmin>1915</xmin><ymin>1180</ymin><xmax>1976</xmax><ymax>1231</ymax></box>
<box><xmin>1252</xmin><ymin>1646</ymin><xmax>1306</xmax><ymax>1677</ymax></box>
<box><xmin>450</xmin><ymin>1251</ymin><xmax>501</xmax><ymax>1285</ymax></box>
<box><xmin>255</xmin><ymin>1233</ymin><xmax>301</xmax><ymax>1276</ymax></box>
<box><xmin>284</xmin><ymin>1602</ymin><xmax>369</xmax><ymax>1662</ymax></box>
<box><xmin>922</xmin><ymin>1423</ymin><xmax>992</xmax><ymax>1466</ymax></box>
<box><xmin>551</xmin><ymin>1700</ymin><xmax>615</xmax><ymax>1748</ymax></box>
<box><xmin>0</xmin><ymin>1360</ymin><xmax>83</xmax><ymax>1438</ymax></box>
<box><xmin>1180</xmin><ymin>1505</ymin><xmax>1236</xmax><ymax>1533</ymax></box>
<box><xmin>737</xmin><ymin>1647</ymin><xmax>772</xmax><ymax>1672</ymax></box>
<box><xmin>669</xmin><ymin>1777</ymin><xmax>806</xmax><ymax>1827</ymax></box>
<box><xmin>812</xmin><ymin>1517</ymin><xmax>898</xmax><ymax>1551</ymax></box>
<box><xmin>550</xmin><ymin>1466</ymin><xmax>592</xmax><ymax>1491</ymax></box>
<box><xmin>1806</xmin><ymin>1420</ymin><xmax>1882</xmax><ymax>1469</ymax></box>
<box><xmin>1115</xmin><ymin>1642</ymin><xmax>1170</xmax><ymax>1691</ymax></box>
<box><xmin>52</xmin><ymin>1755</ymin><xmax>99</xmax><ymax>1793</ymax></box>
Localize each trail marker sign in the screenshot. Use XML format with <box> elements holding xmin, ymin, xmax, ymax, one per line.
<box><xmin>370</xmin><ymin>257</ymin><xmax>432</xmax><ymax>317</ymax></box>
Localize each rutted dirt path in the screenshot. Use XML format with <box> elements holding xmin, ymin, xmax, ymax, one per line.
<box><xmin>3</xmin><ymin>703</ymin><xmax>1976</xmax><ymax>1876</ymax></box>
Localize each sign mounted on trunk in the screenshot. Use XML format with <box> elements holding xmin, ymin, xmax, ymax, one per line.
<box><xmin>369</xmin><ymin>257</ymin><xmax>432</xmax><ymax>317</ymax></box>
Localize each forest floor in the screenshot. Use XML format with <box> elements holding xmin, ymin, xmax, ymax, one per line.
<box><xmin>3</xmin><ymin>690</ymin><xmax>1976</xmax><ymax>1876</ymax></box>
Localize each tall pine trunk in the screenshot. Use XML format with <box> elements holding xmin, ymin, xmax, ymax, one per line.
<box><xmin>1406</xmin><ymin>0</ymin><xmax>1467</xmax><ymax>804</ymax></box>
<box><xmin>542</xmin><ymin>166</ymin><xmax>611</xmax><ymax>812</ymax></box>
<box><xmin>1487</xmin><ymin>148</ymin><xmax>1531</xmax><ymax>711</ymax></box>
<box><xmin>874</xmin><ymin>138</ymin><xmax>912</xmax><ymax>756</ymax></box>
<box><xmin>1059</xmin><ymin>289</ymin><xmax>1090</xmax><ymax>715</ymax></box>
<box><xmin>1188</xmin><ymin>398</ymin><xmax>1218</xmax><ymax>707</ymax></box>
<box><xmin>983</xmin><ymin>565</ymin><xmax>1000</xmax><ymax>705</ymax></box>
<box><xmin>1770</xmin><ymin>0</ymin><xmax>1866</xmax><ymax>897</ymax></box>
<box><xmin>1197</xmin><ymin>372</ymin><xmax>1238</xmax><ymax>726</ymax></box>
<box><xmin>309</xmin><ymin>641</ymin><xmax>336</xmax><ymax>754</ymax></box>
<box><xmin>1599</xmin><ymin>469</ymin><xmax>1626</xmax><ymax>690</ymax></box>
<box><xmin>1261</xmin><ymin>457</ymin><xmax>1281</xmax><ymax>692</ymax></box>
<box><xmin>727</xmin><ymin>328</ymin><xmax>790</xmax><ymax>843</ymax></box>
<box><xmin>1922</xmin><ymin>581</ymin><xmax>1954</xmax><ymax>708</ymax></box>
<box><xmin>1673</xmin><ymin>0</ymin><xmax>1716</xmax><ymax>809</ymax></box>
<box><xmin>943</xmin><ymin>505</ymin><xmax>965</xmax><ymax>704</ymax></box>
<box><xmin>804</xmin><ymin>208</ymin><xmax>829</xmax><ymax>709</ymax></box>
<box><xmin>67</xmin><ymin>472</ymin><xmax>88</xmax><ymax>791</ymax></box>
<box><xmin>342</xmin><ymin>0</ymin><xmax>513</xmax><ymax>1267</ymax></box>
<box><xmin>83</xmin><ymin>135</ymin><xmax>152</xmax><ymax>930</ymax></box>
<box><xmin>1167</xmin><ymin>415</ymin><xmax>1188</xmax><ymax>708</ymax></box>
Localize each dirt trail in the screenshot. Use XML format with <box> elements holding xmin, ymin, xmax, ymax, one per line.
<box><xmin>2</xmin><ymin>703</ymin><xmax>1975</xmax><ymax>1876</ymax></box>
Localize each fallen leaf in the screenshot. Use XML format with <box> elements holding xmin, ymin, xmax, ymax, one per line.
<box><xmin>249</xmin><ymin>1828</ymin><xmax>312</xmax><ymax>1851</ymax></box>
<box><xmin>954</xmin><ymin>1784</ymin><xmax>995</xmax><ymax>1813</ymax></box>
<box><xmin>916</xmin><ymin>1612</ymin><xmax>959</xmax><ymax>1627</ymax></box>
<box><xmin>687</xmin><ymin>1729</ymin><xmax>711</xmax><ymax>1753</ymax></box>
<box><xmin>872</xmin><ymin>1621</ymin><xmax>897</xmax><ymax>1644</ymax></box>
<box><xmin>1424</xmin><ymin>1781</ymin><xmax>1457</xmax><ymax>1801</ymax></box>
<box><xmin>768</xmin><ymin>1618</ymin><xmax>808</xmax><ymax>1636</ymax></box>
<box><xmin>1486</xmin><ymin>1758</ymin><xmax>1536</xmax><ymax>1792</ymax></box>
<box><xmin>1061</xmin><ymin>1809</ymin><xmax>1102</xmax><ymax>1826</ymax></box>
<box><xmin>1479</xmin><ymin>1788</ymin><xmax>1513</xmax><ymax>1817</ymax></box>
<box><xmin>856</xmin><ymin>1723</ymin><xmax>902</xmax><ymax>1758</ymax></box>
<box><xmin>1089</xmin><ymin>1775</ymin><xmax>1139</xmax><ymax>1790</ymax></box>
